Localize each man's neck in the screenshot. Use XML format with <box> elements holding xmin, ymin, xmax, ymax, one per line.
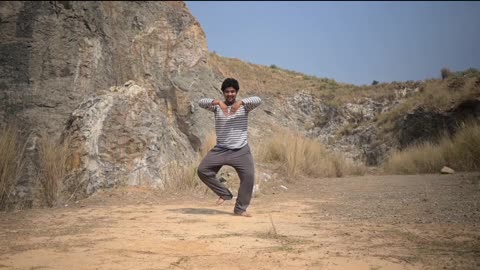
<box><xmin>225</xmin><ymin>100</ymin><xmax>235</xmax><ymax>106</ymax></box>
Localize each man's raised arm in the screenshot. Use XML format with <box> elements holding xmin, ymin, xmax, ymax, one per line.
<box><xmin>242</xmin><ymin>96</ymin><xmax>262</xmax><ymax>112</ymax></box>
<box><xmin>198</xmin><ymin>98</ymin><xmax>216</xmax><ymax>112</ymax></box>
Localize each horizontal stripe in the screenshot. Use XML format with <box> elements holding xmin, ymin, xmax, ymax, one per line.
<box><xmin>198</xmin><ymin>96</ymin><xmax>262</xmax><ymax>149</ymax></box>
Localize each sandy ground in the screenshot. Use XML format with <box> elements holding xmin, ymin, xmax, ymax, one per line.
<box><xmin>1</xmin><ymin>173</ymin><xmax>479</xmax><ymax>270</ymax></box>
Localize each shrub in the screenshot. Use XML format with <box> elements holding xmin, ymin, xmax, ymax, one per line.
<box><xmin>458</xmin><ymin>67</ymin><xmax>479</xmax><ymax>77</ymax></box>
<box><xmin>258</xmin><ymin>131</ymin><xmax>365</xmax><ymax>180</ymax></box>
<box><xmin>0</xmin><ymin>126</ymin><xmax>26</xmax><ymax>210</ymax></box>
<box><xmin>161</xmin><ymin>161</ymin><xmax>200</xmax><ymax>192</ymax></box>
<box><xmin>37</xmin><ymin>134</ymin><xmax>70</xmax><ymax>207</ymax></box>
<box><xmin>384</xmin><ymin>121</ymin><xmax>480</xmax><ymax>174</ymax></box>
<box><xmin>162</xmin><ymin>132</ymin><xmax>216</xmax><ymax>193</ymax></box>
<box><xmin>441</xmin><ymin>67</ymin><xmax>452</xmax><ymax>80</ymax></box>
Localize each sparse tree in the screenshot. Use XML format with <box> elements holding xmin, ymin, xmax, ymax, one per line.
<box><xmin>372</xmin><ymin>80</ymin><xmax>379</xmax><ymax>86</ymax></box>
<box><xmin>441</xmin><ymin>67</ymin><xmax>452</xmax><ymax>80</ymax></box>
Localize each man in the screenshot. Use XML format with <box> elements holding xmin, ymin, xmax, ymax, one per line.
<box><xmin>197</xmin><ymin>78</ymin><xmax>262</xmax><ymax>217</ymax></box>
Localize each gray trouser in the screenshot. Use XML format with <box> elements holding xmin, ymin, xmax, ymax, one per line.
<box><xmin>197</xmin><ymin>144</ymin><xmax>255</xmax><ymax>214</ymax></box>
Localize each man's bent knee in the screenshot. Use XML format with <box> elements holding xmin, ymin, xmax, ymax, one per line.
<box><xmin>197</xmin><ymin>163</ymin><xmax>212</xmax><ymax>180</ymax></box>
<box><xmin>197</xmin><ymin>166</ymin><xmax>206</xmax><ymax>178</ymax></box>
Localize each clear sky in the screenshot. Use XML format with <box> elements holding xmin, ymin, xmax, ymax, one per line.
<box><xmin>185</xmin><ymin>1</ymin><xmax>480</xmax><ymax>85</ymax></box>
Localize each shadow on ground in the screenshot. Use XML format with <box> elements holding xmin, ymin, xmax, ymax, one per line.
<box><xmin>167</xmin><ymin>208</ymin><xmax>232</xmax><ymax>216</ymax></box>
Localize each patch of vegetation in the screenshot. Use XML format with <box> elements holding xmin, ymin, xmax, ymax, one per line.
<box><xmin>384</xmin><ymin>121</ymin><xmax>480</xmax><ymax>174</ymax></box>
<box><xmin>0</xmin><ymin>125</ymin><xmax>26</xmax><ymax>210</ymax></box>
<box><xmin>258</xmin><ymin>129</ymin><xmax>365</xmax><ymax>179</ymax></box>
<box><xmin>37</xmin><ymin>133</ymin><xmax>70</xmax><ymax>207</ymax></box>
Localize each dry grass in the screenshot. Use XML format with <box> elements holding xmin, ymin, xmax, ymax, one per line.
<box><xmin>208</xmin><ymin>52</ymin><xmax>344</xmax><ymax>97</ymax></box>
<box><xmin>384</xmin><ymin>121</ymin><xmax>480</xmax><ymax>174</ymax></box>
<box><xmin>162</xmin><ymin>132</ymin><xmax>217</xmax><ymax>192</ymax></box>
<box><xmin>161</xmin><ymin>160</ymin><xmax>200</xmax><ymax>192</ymax></box>
<box><xmin>258</xmin><ymin>130</ymin><xmax>365</xmax><ymax>180</ymax></box>
<box><xmin>200</xmin><ymin>132</ymin><xmax>216</xmax><ymax>158</ymax></box>
<box><xmin>0</xmin><ymin>126</ymin><xmax>26</xmax><ymax>210</ymax></box>
<box><xmin>37</xmin><ymin>134</ymin><xmax>70</xmax><ymax>207</ymax></box>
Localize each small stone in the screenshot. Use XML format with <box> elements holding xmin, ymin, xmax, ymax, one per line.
<box><xmin>124</xmin><ymin>80</ymin><xmax>135</xmax><ymax>87</ymax></box>
<box><xmin>440</xmin><ymin>166</ymin><xmax>455</xmax><ymax>174</ymax></box>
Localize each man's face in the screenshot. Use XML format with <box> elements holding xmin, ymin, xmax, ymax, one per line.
<box><xmin>223</xmin><ymin>87</ymin><xmax>237</xmax><ymax>104</ymax></box>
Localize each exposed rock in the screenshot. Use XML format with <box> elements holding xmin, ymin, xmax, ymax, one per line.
<box><xmin>278</xmin><ymin>91</ymin><xmax>407</xmax><ymax>165</ymax></box>
<box><xmin>0</xmin><ymin>1</ymin><xmax>218</xmax><ymax>202</ymax></box>
<box><xmin>253</xmin><ymin>184</ymin><xmax>260</xmax><ymax>197</ymax></box>
<box><xmin>395</xmin><ymin>99</ymin><xmax>480</xmax><ymax>148</ymax></box>
<box><xmin>338</xmin><ymin>124</ymin><xmax>388</xmax><ymax>166</ymax></box>
<box><xmin>62</xmin><ymin>81</ymin><xmax>196</xmax><ymax>196</ymax></box>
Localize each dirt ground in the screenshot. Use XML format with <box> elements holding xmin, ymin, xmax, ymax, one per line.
<box><xmin>1</xmin><ymin>173</ymin><xmax>479</xmax><ymax>270</ymax></box>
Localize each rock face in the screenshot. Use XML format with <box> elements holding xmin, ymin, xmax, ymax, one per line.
<box><xmin>62</xmin><ymin>81</ymin><xmax>196</xmax><ymax>196</ymax></box>
<box><xmin>254</xmin><ymin>88</ymin><xmax>419</xmax><ymax>166</ymax></box>
<box><xmin>0</xmin><ymin>1</ymin><xmax>220</xmax><ymax>201</ymax></box>
<box><xmin>1</xmin><ymin>1</ymin><xmax>214</xmax><ymax>135</ymax></box>
<box><xmin>395</xmin><ymin>98</ymin><xmax>480</xmax><ymax>148</ymax></box>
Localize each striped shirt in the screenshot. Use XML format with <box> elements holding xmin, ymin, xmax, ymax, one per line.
<box><xmin>198</xmin><ymin>97</ymin><xmax>262</xmax><ymax>149</ymax></box>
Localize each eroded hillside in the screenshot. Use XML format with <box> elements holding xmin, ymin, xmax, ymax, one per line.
<box><xmin>209</xmin><ymin>52</ymin><xmax>480</xmax><ymax>165</ymax></box>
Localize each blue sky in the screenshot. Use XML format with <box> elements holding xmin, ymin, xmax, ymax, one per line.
<box><xmin>185</xmin><ymin>1</ymin><xmax>480</xmax><ymax>85</ymax></box>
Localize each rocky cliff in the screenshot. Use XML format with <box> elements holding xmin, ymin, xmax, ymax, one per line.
<box><xmin>0</xmin><ymin>1</ymin><xmax>223</xmax><ymax>203</ymax></box>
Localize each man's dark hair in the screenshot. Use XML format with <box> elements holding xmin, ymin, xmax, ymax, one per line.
<box><xmin>221</xmin><ymin>78</ymin><xmax>240</xmax><ymax>92</ymax></box>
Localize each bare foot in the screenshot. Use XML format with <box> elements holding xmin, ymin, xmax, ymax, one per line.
<box><xmin>234</xmin><ymin>211</ymin><xmax>252</xmax><ymax>217</ymax></box>
<box><xmin>216</xmin><ymin>197</ymin><xmax>225</xmax><ymax>205</ymax></box>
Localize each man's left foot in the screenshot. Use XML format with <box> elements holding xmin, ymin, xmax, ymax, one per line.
<box><xmin>234</xmin><ymin>211</ymin><xmax>252</xmax><ymax>217</ymax></box>
<box><xmin>216</xmin><ymin>197</ymin><xmax>225</xmax><ymax>205</ymax></box>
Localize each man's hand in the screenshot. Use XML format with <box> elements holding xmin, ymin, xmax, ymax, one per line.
<box><xmin>230</xmin><ymin>100</ymin><xmax>243</xmax><ymax>115</ymax></box>
<box><xmin>213</xmin><ymin>100</ymin><xmax>229</xmax><ymax>115</ymax></box>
